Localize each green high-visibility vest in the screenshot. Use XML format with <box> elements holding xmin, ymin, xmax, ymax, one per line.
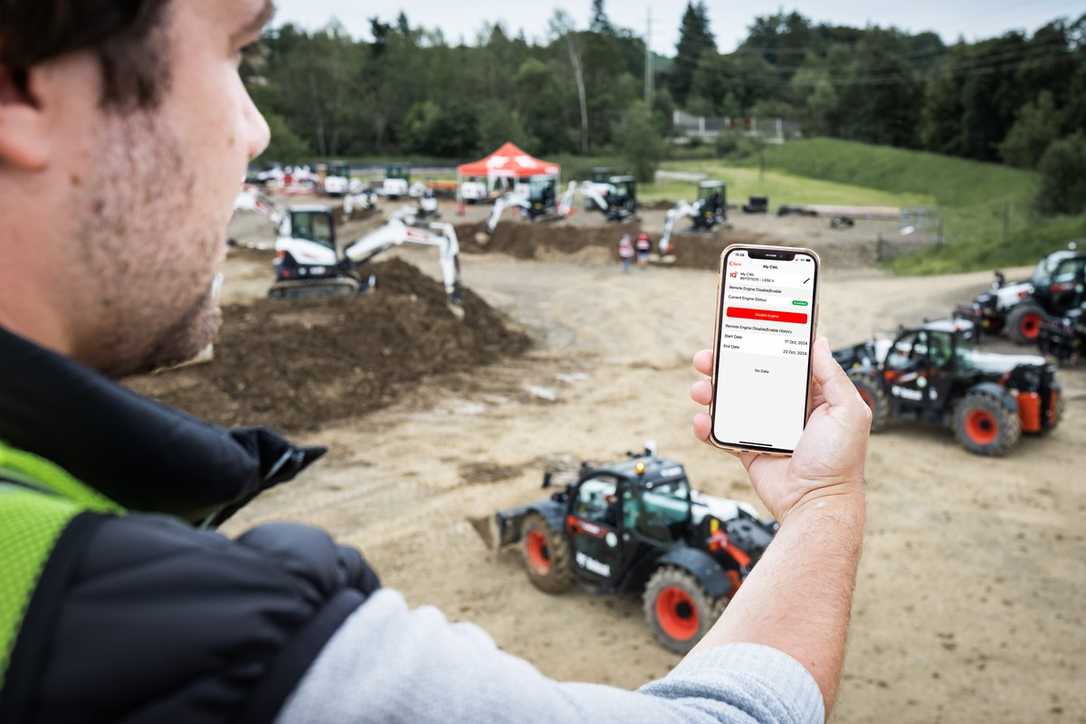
<box><xmin>0</xmin><ymin>441</ymin><xmax>123</xmax><ymax>688</ymax></box>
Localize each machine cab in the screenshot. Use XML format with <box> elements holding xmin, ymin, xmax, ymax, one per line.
<box><xmin>1032</xmin><ymin>252</ymin><xmax>1086</xmax><ymax>313</ymax></box>
<box><xmin>608</xmin><ymin>175</ymin><xmax>637</xmax><ymax>203</ymax></box>
<box><xmin>327</xmin><ymin>162</ymin><xmax>350</xmax><ymax>180</ymax></box>
<box><xmin>697</xmin><ymin>180</ymin><xmax>726</xmax><ymax>213</ymax></box>
<box><xmin>565</xmin><ymin>459</ymin><xmax>692</xmax><ymax>586</ymax></box>
<box><xmin>286</xmin><ymin>207</ymin><xmax>336</xmax><ymax>250</ymax></box>
<box><xmin>385</xmin><ymin>165</ymin><xmax>410</xmax><ymax>182</ymax></box>
<box><xmin>883</xmin><ymin>324</ymin><xmax>963</xmax><ymax>413</ymax></box>
<box><xmin>527</xmin><ymin>175</ymin><xmax>557</xmax><ymax>210</ymax></box>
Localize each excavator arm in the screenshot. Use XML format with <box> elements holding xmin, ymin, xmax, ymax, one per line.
<box><xmin>343</xmin><ymin>216</ymin><xmax>463</xmax><ymax>305</ymax></box>
<box><xmin>659</xmin><ymin>201</ymin><xmax>696</xmax><ymax>255</ymax></box>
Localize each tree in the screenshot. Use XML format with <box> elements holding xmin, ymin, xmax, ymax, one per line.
<box><xmin>614</xmin><ymin>100</ymin><xmax>666</xmax><ymax>182</ymax></box>
<box><xmin>689</xmin><ymin>51</ymin><xmax>733</xmax><ymax>114</ymax></box>
<box><xmin>671</xmin><ymin>2</ymin><xmax>716</xmax><ymax>106</ymax></box>
<box><xmin>402</xmin><ymin>101</ymin><xmax>479</xmax><ymax>157</ymax></box>
<box><xmin>258</xmin><ymin>112</ymin><xmax>312</xmax><ymax>163</ymax></box>
<box><xmin>548</xmin><ymin>10</ymin><xmax>590</xmax><ymax>153</ymax></box>
<box><xmin>477</xmin><ymin>101</ymin><xmax>537</xmax><ymax>154</ymax></box>
<box><xmin>590</xmin><ymin>0</ymin><xmax>613</xmax><ymax>35</ymax></box>
<box><xmin>1037</xmin><ymin>133</ymin><xmax>1086</xmax><ymax>214</ymax></box>
<box><xmin>1000</xmin><ymin>92</ymin><xmax>1066</xmax><ymax>167</ymax></box>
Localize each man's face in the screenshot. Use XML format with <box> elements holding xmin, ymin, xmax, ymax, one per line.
<box><xmin>63</xmin><ymin>1</ymin><xmax>272</xmax><ymax>376</ymax></box>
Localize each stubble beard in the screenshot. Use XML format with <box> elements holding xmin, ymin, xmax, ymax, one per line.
<box><xmin>73</xmin><ymin>112</ymin><xmax>225</xmax><ymax>379</ymax></box>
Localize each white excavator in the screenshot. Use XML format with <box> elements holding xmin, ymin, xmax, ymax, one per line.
<box><xmin>233</xmin><ymin>188</ymin><xmax>463</xmax><ymax>307</ymax></box>
<box><xmin>478</xmin><ymin>176</ymin><xmax>577</xmax><ymax>238</ymax></box>
<box><xmin>578</xmin><ymin>174</ymin><xmax>638</xmax><ymax>222</ymax></box>
<box><xmin>658</xmin><ymin>180</ymin><xmax>728</xmax><ymax>255</ymax></box>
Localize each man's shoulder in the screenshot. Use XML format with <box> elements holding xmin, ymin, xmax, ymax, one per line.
<box><xmin>4</xmin><ymin>512</ymin><xmax>379</xmax><ymax>724</ymax></box>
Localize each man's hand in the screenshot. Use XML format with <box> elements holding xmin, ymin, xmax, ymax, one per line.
<box><xmin>688</xmin><ymin>337</ymin><xmax>870</xmax><ymax>522</ymax></box>
<box><xmin>686</xmin><ymin>337</ymin><xmax>870</xmax><ymax>714</ymax></box>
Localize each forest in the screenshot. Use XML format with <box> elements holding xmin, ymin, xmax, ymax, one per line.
<box><xmin>242</xmin><ymin>2</ymin><xmax>1086</xmax><ymax>213</ymax></box>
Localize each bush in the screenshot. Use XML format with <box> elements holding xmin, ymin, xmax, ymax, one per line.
<box><xmin>614</xmin><ymin>101</ymin><xmax>667</xmax><ymax>183</ymax></box>
<box><xmin>1037</xmin><ymin>134</ymin><xmax>1086</xmax><ymax>215</ymax></box>
<box><xmin>1000</xmin><ymin>92</ymin><xmax>1065</xmax><ymax>169</ymax></box>
<box><xmin>714</xmin><ymin>130</ymin><xmax>742</xmax><ymax>158</ymax></box>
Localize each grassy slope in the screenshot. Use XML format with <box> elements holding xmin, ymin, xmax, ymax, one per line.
<box><xmin>645</xmin><ymin>163</ymin><xmax>933</xmax><ymax>209</ymax></box>
<box><xmin>739</xmin><ymin>138</ymin><xmax>1083</xmax><ymax>274</ymax></box>
<box><xmin>755</xmin><ymin>137</ymin><xmax>1036</xmax><ymax>207</ymax></box>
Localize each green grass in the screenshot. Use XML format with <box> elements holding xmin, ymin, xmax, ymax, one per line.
<box><xmin>753</xmin><ymin>138</ymin><xmax>1038</xmax><ymax>208</ymax></box>
<box><xmin>744</xmin><ymin>138</ymin><xmax>1056</xmax><ymax>272</ymax></box>
<box><xmin>697</xmin><ymin>137</ymin><xmax>1078</xmax><ymax>275</ymax></box>
<box><xmin>887</xmin><ymin>215</ymin><xmax>1086</xmax><ymax>275</ymax></box>
<box><xmin>644</xmin><ymin>163</ymin><xmax>934</xmax><ymax>209</ymax></box>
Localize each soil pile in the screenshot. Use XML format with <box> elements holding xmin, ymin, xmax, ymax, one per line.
<box><xmin>455</xmin><ymin>220</ymin><xmax>765</xmax><ymax>270</ymax></box>
<box><xmin>455</xmin><ymin>220</ymin><xmax>640</xmax><ymax>259</ymax></box>
<box><xmin>127</xmin><ymin>259</ymin><xmax>530</xmax><ymax>432</ymax></box>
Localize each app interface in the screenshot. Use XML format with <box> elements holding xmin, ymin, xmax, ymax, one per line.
<box><xmin>713</xmin><ymin>249</ymin><xmax>816</xmax><ymax>451</ymax></box>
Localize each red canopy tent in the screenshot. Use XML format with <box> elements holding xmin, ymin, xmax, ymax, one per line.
<box><xmin>457</xmin><ymin>142</ymin><xmax>560</xmax><ymax>196</ymax></box>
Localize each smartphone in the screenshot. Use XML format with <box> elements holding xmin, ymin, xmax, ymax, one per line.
<box><xmin>709</xmin><ymin>244</ymin><xmax>820</xmax><ymax>455</ymax></box>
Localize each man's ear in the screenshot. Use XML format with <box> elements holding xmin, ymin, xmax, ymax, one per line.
<box><xmin>0</xmin><ymin>64</ymin><xmax>50</xmax><ymax>170</ymax></box>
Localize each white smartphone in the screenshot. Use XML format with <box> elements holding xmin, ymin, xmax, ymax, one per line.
<box><xmin>709</xmin><ymin>244</ymin><xmax>821</xmax><ymax>456</ymax></box>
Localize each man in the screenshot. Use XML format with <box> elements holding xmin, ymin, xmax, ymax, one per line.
<box><xmin>0</xmin><ymin>2</ymin><xmax>871</xmax><ymax>722</ymax></box>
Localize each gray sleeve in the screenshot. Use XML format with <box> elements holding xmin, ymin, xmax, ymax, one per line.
<box><xmin>276</xmin><ymin>589</ymin><xmax>824</xmax><ymax>724</ymax></box>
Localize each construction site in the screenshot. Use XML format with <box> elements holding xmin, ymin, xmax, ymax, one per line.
<box><xmin>126</xmin><ymin>171</ymin><xmax>1086</xmax><ymax>723</ymax></box>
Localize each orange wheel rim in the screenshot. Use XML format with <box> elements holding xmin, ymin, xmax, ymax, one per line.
<box><xmin>655</xmin><ymin>586</ymin><xmax>699</xmax><ymax>640</ymax></box>
<box><xmin>858</xmin><ymin>387</ymin><xmax>875</xmax><ymax>411</ymax></box>
<box><xmin>965</xmin><ymin>409</ymin><xmax>998</xmax><ymax>445</ymax></box>
<box><xmin>525</xmin><ymin>530</ymin><xmax>550</xmax><ymax>575</ymax></box>
<box><xmin>1021</xmin><ymin>313</ymin><xmax>1041</xmax><ymax>339</ymax></box>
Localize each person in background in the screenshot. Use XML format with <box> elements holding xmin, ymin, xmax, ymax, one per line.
<box><xmin>636</xmin><ymin>231</ymin><xmax>652</xmax><ymax>268</ymax></box>
<box><xmin>618</xmin><ymin>232</ymin><xmax>635</xmax><ymax>273</ymax></box>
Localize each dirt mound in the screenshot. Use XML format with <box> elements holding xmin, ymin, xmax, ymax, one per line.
<box><xmin>127</xmin><ymin>259</ymin><xmax>530</xmax><ymax>433</ymax></box>
<box><xmin>455</xmin><ymin>220</ymin><xmax>766</xmax><ymax>270</ymax></box>
<box><xmin>456</xmin><ymin>220</ymin><xmax>640</xmax><ymax>260</ymax></box>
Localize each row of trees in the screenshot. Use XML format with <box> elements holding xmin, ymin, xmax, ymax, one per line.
<box><xmin>244</xmin><ymin>3</ymin><xmax>1086</xmax><ymax>209</ymax></box>
<box><xmin>244</xmin><ymin>2</ymin><xmax>668</xmax><ymax>171</ymax></box>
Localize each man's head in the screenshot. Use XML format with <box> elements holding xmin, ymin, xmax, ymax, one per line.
<box><xmin>0</xmin><ymin>1</ymin><xmax>272</xmax><ymax>377</ymax></box>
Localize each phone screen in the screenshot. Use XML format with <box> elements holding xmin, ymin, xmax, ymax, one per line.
<box><xmin>712</xmin><ymin>247</ymin><xmax>818</xmax><ymax>454</ymax></box>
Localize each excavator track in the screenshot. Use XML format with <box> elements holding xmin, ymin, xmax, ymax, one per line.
<box><xmin>268</xmin><ymin>277</ymin><xmax>362</xmax><ymax>300</ymax></box>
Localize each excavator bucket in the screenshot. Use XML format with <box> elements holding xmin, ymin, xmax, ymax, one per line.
<box><xmin>468</xmin><ymin>514</ymin><xmax>499</xmax><ymax>550</ymax></box>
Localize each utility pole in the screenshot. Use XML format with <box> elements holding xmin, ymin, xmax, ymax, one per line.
<box><xmin>644</xmin><ymin>8</ymin><xmax>654</xmax><ymax>106</ymax></box>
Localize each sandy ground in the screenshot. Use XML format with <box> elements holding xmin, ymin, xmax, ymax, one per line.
<box><xmin>213</xmin><ymin>235</ymin><xmax>1085</xmax><ymax>724</ymax></box>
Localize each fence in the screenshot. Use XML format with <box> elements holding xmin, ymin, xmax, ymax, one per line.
<box><xmin>672</xmin><ymin>111</ymin><xmax>803</xmax><ymax>145</ymax></box>
<box><xmin>875</xmin><ymin>199</ymin><xmax>1045</xmax><ymax>262</ymax></box>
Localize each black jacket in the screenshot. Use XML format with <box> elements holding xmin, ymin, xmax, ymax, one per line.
<box><xmin>0</xmin><ymin>327</ymin><xmax>380</xmax><ymax>723</ymax></box>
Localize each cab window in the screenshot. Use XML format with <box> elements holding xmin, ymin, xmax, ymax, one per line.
<box><xmin>926</xmin><ymin>332</ymin><xmax>953</xmax><ymax>367</ymax></box>
<box><xmin>886</xmin><ymin>331</ymin><xmax>922</xmax><ymax>370</ymax></box>
<box><xmin>1053</xmin><ymin>258</ymin><xmax>1086</xmax><ymax>284</ymax></box>
<box><xmin>291</xmin><ymin>212</ymin><xmax>334</xmax><ymax>249</ymax></box>
<box><xmin>575</xmin><ymin>477</ymin><xmax>618</xmax><ymax>526</ymax></box>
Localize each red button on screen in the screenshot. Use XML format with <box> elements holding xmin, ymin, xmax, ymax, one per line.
<box><xmin>727</xmin><ymin>306</ymin><xmax>808</xmax><ymax>324</ymax></box>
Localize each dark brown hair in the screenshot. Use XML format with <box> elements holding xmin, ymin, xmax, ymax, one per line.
<box><xmin>0</xmin><ymin>0</ymin><xmax>173</xmax><ymax>109</ymax></box>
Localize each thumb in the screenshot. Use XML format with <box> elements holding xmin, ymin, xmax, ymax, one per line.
<box><xmin>810</xmin><ymin>337</ymin><xmax>858</xmax><ymax>408</ymax></box>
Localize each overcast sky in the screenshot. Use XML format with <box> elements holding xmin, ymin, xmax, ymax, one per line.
<box><xmin>272</xmin><ymin>0</ymin><xmax>1079</xmax><ymax>54</ymax></box>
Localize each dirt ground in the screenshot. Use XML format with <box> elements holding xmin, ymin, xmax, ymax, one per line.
<box><xmin>127</xmin><ymin>259</ymin><xmax>529</xmax><ymax>432</ymax></box>
<box><xmin>153</xmin><ymin>203</ymin><xmax>1084</xmax><ymax>723</ymax></box>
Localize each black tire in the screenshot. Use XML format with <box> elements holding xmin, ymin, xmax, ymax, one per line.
<box><xmin>520</xmin><ymin>514</ymin><xmax>573</xmax><ymax>594</ymax></box>
<box><xmin>953</xmin><ymin>390</ymin><xmax>1021</xmax><ymax>456</ymax></box>
<box><xmin>849</xmin><ymin>370</ymin><xmax>891</xmax><ymax>433</ymax></box>
<box><xmin>643</xmin><ymin>566</ymin><xmax>728</xmax><ymax>654</ymax></box>
<box><xmin>1006</xmin><ymin>304</ymin><xmax>1047</xmax><ymax>345</ymax></box>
